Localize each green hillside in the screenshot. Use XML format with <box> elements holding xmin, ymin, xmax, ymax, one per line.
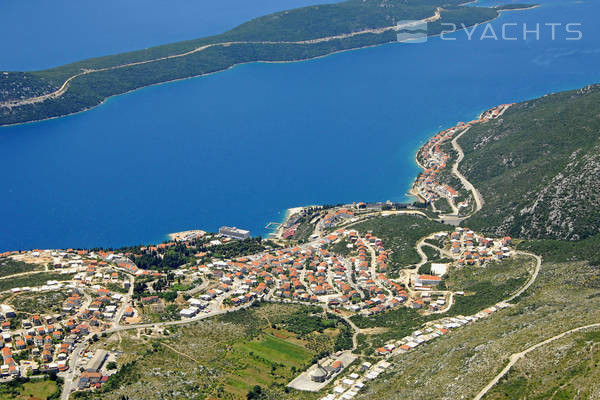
<box><xmin>458</xmin><ymin>84</ymin><xmax>600</xmax><ymax>240</ymax></box>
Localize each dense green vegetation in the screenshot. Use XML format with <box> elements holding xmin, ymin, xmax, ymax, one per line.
<box><xmin>330</xmin><ymin>238</ymin><xmax>353</xmax><ymax>256</ymax></box>
<box><xmin>458</xmin><ymin>84</ymin><xmax>600</xmax><ymax>240</ymax></box>
<box><xmin>0</xmin><ymin>0</ymin><xmax>506</xmax><ymax>126</ymax></box>
<box><xmin>210</xmin><ymin>237</ymin><xmax>268</xmax><ymax>259</ymax></box>
<box><xmin>352</xmin><ymin>214</ymin><xmax>451</xmax><ymax>268</ymax></box>
<box><xmin>117</xmin><ymin>237</ymin><xmax>267</xmax><ymax>270</ymax></box>
<box><xmin>131</xmin><ymin>248</ymin><xmax>189</xmax><ymax>270</ymax></box>
<box><xmin>444</xmin><ymin>256</ymin><xmax>531</xmax><ymax>312</ymax></box>
<box><xmin>448</xmin><ymin>278</ymin><xmax>525</xmax><ymax>315</ymax></box>
<box><xmin>517</xmin><ymin>234</ymin><xmax>600</xmax><ymax>264</ymax></box>
<box><xmin>0</xmin><ymin>258</ymin><xmax>41</xmax><ymax>277</ymax></box>
<box><xmin>352</xmin><ymin>307</ymin><xmax>432</xmax><ymax>346</ymax></box>
<box><xmin>104</xmin><ymin>282</ymin><xmax>129</xmax><ymax>294</ymax></box>
<box><xmin>433</xmin><ymin>198</ymin><xmax>453</xmax><ymax>214</ymax></box>
<box><xmin>271</xmin><ymin>306</ymin><xmax>336</xmax><ymax>336</ymax></box>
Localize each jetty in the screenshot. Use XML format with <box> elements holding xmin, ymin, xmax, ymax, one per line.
<box><xmin>264</xmin><ymin>222</ymin><xmax>282</xmax><ymax>230</ymax></box>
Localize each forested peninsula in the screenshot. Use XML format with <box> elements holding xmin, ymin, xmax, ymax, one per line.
<box><xmin>0</xmin><ymin>0</ymin><xmax>530</xmax><ymax>126</ymax></box>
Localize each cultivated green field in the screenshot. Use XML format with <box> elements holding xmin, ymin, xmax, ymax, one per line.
<box><xmin>224</xmin><ymin>333</ymin><xmax>314</xmax><ymax>397</ymax></box>
<box><xmin>77</xmin><ymin>303</ymin><xmax>348</xmax><ymax>399</ymax></box>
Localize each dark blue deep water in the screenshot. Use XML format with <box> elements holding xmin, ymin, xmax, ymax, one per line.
<box><xmin>1</xmin><ymin>0</ymin><xmax>599</xmax><ymax>250</ymax></box>
<box><xmin>0</xmin><ymin>0</ymin><xmax>334</xmax><ymax>71</ymax></box>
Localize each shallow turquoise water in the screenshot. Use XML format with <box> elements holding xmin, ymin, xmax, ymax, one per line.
<box><xmin>1</xmin><ymin>0</ymin><xmax>599</xmax><ymax>250</ymax></box>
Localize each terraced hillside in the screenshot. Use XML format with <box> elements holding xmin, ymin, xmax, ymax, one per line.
<box><xmin>458</xmin><ymin>84</ymin><xmax>600</xmax><ymax>240</ymax></box>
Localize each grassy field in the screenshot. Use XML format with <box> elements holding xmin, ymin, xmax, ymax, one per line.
<box><xmin>77</xmin><ymin>303</ymin><xmax>346</xmax><ymax>399</ymax></box>
<box><xmin>0</xmin><ymin>378</ymin><xmax>60</xmax><ymax>400</ymax></box>
<box><xmin>223</xmin><ymin>333</ymin><xmax>314</xmax><ymax>397</ymax></box>
<box><xmin>355</xmin><ymin>260</ymin><xmax>600</xmax><ymax>399</ymax></box>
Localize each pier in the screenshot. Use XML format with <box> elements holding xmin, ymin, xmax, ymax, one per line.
<box><xmin>265</xmin><ymin>222</ymin><xmax>282</xmax><ymax>231</ymax></box>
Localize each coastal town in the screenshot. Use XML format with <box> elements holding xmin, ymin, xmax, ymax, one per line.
<box><xmin>0</xmin><ymin>214</ymin><xmax>521</xmax><ymax>392</ymax></box>
<box><xmin>4</xmin><ymin>0</ymin><xmax>600</xmax><ymax>395</ymax></box>
<box><xmin>413</xmin><ymin>103</ymin><xmax>514</xmax><ymax>217</ymax></box>
<box><xmin>0</xmin><ymin>103</ymin><xmax>542</xmax><ymax>399</ymax></box>
<box><xmin>0</xmin><ymin>206</ymin><xmax>526</xmax><ymax>399</ymax></box>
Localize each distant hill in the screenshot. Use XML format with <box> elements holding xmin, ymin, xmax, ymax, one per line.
<box><xmin>0</xmin><ymin>0</ymin><xmax>508</xmax><ymax>126</ymax></box>
<box><xmin>459</xmin><ymin>84</ymin><xmax>600</xmax><ymax>240</ymax></box>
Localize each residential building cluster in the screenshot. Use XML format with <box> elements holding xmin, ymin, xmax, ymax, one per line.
<box><xmin>448</xmin><ymin>227</ymin><xmax>513</xmax><ymax>266</ymax></box>
<box><xmin>414</xmin><ymin>103</ymin><xmax>514</xmax><ymax>207</ymax></box>
<box><xmin>372</xmin><ymin>302</ymin><xmax>511</xmax><ymax>359</ymax></box>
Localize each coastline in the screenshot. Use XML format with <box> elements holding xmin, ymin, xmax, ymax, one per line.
<box><xmin>0</xmin><ymin>41</ymin><xmax>403</xmax><ymax>129</ymax></box>
<box><xmin>0</xmin><ymin>5</ymin><xmax>526</xmax><ymax>129</ymax></box>
<box><xmin>269</xmin><ymin>206</ymin><xmax>313</xmax><ymax>240</ymax></box>
<box><xmin>496</xmin><ymin>4</ymin><xmax>540</xmax><ymax>12</ymax></box>
<box><xmin>0</xmin><ymin>2</ymin><xmax>552</xmax><ymax>252</ymax></box>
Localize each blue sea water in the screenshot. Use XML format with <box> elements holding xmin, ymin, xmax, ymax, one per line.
<box><xmin>1</xmin><ymin>0</ymin><xmax>599</xmax><ymax>251</ymax></box>
<box><xmin>0</xmin><ymin>0</ymin><xmax>337</xmax><ymax>71</ymax></box>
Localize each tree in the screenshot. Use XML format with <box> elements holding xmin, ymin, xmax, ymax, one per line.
<box><xmin>134</xmin><ymin>282</ymin><xmax>147</xmax><ymax>296</ymax></box>
<box><xmin>160</xmin><ymin>291</ymin><xmax>177</xmax><ymax>302</ymax></box>
<box><xmin>247</xmin><ymin>385</ymin><xmax>265</xmax><ymax>400</ymax></box>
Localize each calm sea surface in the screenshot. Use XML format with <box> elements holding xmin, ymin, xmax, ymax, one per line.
<box><xmin>1</xmin><ymin>0</ymin><xmax>599</xmax><ymax>250</ymax></box>
<box><xmin>0</xmin><ymin>0</ymin><xmax>336</xmax><ymax>71</ymax></box>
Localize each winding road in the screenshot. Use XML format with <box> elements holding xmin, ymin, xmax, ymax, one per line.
<box><xmin>505</xmin><ymin>251</ymin><xmax>541</xmax><ymax>303</ymax></box>
<box><xmin>0</xmin><ymin>11</ymin><xmax>442</xmax><ymax>109</ymax></box>
<box><xmin>473</xmin><ymin>323</ymin><xmax>600</xmax><ymax>400</ymax></box>
<box><xmin>435</xmin><ymin>126</ymin><xmax>483</xmax><ymax>225</ymax></box>
<box><xmin>450</xmin><ymin>127</ymin><xmax>484</xmax><ymax>214</ymax></box>
<box><xmin>438</xmin><ymin>103</ymin><xmax>512</xmax><ymax>224</ymax></box>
